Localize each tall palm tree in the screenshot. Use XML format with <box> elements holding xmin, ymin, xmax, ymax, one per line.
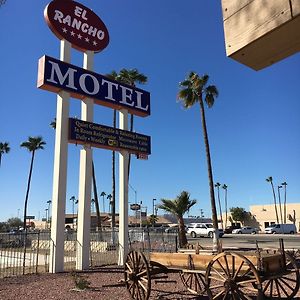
<box><xmin>178</xmin><ymin>72</ymin><xmax>219</xmax><ymax>244</ymax></box>
<box><xmin>266</xmin><ymin>176</ymin><xmax>279</xmax><ymax>223</ymax></box>
<box><xmin>0</xmin><ymin>142</ymin><xmax>10</xmax><ymax>167</ymax></box>
<box><xmin>20</xmin><ymin>136</ymin><xmax>46</xmax><ymax>231</ymax></box>
<box><xmin>100</xmin><ymin>191</ymin><xmax>106</xmax><ymax>213</ymax></box>
<box><xmin>158</xmin><ymin>191</ymin><xmax>197</xmax><ymax>248</ymax></box>
<box><xmin>222</xmin><ymin>184</ymin><xmax>228</xmax><ymax>228</ymax></box>
<box><xmin>277</xmin><ymin>185</ymin><xmax>283</xmax><ymax>224</ymax></box>
<box><xmin>0</xmin><ymin>0</ymin><xmax>6</xmax><ymax>7</ymax></box>
<box><xmin>70</xmin><ymin>196</ymin><xmax>76</xmax><ymax>229</ymax></box>
<box><xmin>107</xmin><ymin>194</ymin><xmax>112</xmax><ymax>214</ymax></box>
<box><xmin>281</xmin><ymin>181</ymin><xmax>287</xmax><ymax>223</ymax></box>
<box><xmin>105</xmin><ymin>71</ymin><xmax>119</xmax><ymax>232</ymax></box>
<box><xmin>214</xmin><ymin>182</ymin><xmax>223</xmax><ymax>229</ymax></box>
<box><xmin>117</xmin><ymin>68</ymin><xmax>148</xmax><ymax>180</ymax></box>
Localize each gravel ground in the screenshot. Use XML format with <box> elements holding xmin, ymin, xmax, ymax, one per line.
<box><xmin>1</xmin><ymin>266</ymin><xmax>300</xmax><ymax>300</ymax></box>
<box><xmin>0</xmin><ymin>266</ymin><xmax>203</xmax><ymax>300</ymax></box>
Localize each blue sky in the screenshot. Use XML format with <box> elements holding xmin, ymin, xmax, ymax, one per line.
<box><xmin>0</xmin><ymin>0</ymin><xmax>299</xmax><ymax>222</ymax></box>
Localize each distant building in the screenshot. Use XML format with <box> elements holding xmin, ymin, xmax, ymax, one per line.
<box><xmin>250</xmin><ymin>203</ymin><xmax>300</xmax><ymax>232</ymax></box>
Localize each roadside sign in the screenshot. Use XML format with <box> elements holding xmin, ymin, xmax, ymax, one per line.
<box><xmin>68</xmin><ymin>118</ymin><xmax>151</xmax><ymax>155</ymax></box>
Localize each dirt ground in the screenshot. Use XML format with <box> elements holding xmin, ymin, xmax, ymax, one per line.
<box><xmin>0</xmin><ymin>266</ymin><xmax>202</xmax><ymax>300</ymax></box>
<box><xmin>0</xmin><ymin>265</ymin><xmax>300</xmax><ymax>300</ymax></box>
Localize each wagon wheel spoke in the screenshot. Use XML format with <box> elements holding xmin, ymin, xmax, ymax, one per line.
<box><xmin>180</xmin><ymin>272</ymin><xmax>206</xmax><ymax>295</ymax></box>
<box><xmin>211</xmin><ymin>266</ymin><xmax>226</xmax><ymax>280</ymax></box>
<box><xmin>233</xmin><ymin>260</ymin><xmax>244</xmax><ymax>280</ymax></box>
<box><xmin>261</xmin><ymin>252</ymin><xmax>299</xmax><ymax>299</ymax></box>
<box><xmin>124</xmin><ymin>251</ymin><xmax>151</xmax><ymax>300</ymax></box>
<box><xmin>212</xmin><ymin>289</ymin><xmax>226</xmax><ymax>299</ymax></box>
<box><xmin>206</xmin><ymin>252</ymin><xmax>261</xmax><ymax>300</ymax></box>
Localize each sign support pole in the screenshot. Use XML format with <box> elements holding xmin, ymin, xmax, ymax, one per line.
<box><xmin>118</xmin><ymin>109</ymin><xmax>129</xmax><ymax>266</ymax></box>
<box><xmin>76</xmin><ymin>50</ymin><xmax>94</xmax><ymax>270</ymax></box>
<box><xmin>49</xmin><ymin>39</ymin><xmax>71</xmax><ymax>273</ymax></box>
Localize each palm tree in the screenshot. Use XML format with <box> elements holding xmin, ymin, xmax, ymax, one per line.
<box><xmin>214</xmin><ymin>182</ymin><xmax>223</xmax><ymax>229</ymax></box>
<box><xmin>107</xmin><ymin>194</ymin><xmax>112</xmax><ymax>214</ymax></box>
<box><xmin>70</xmin><ymin>196</ymin><xmax>76</xmax><ymax>229</ymax></box>
<box><xmin>178</xmin><ymin>72</ymin><xmax>219</xmax><ymax>245</ymax></box>
<box><xmin>105</xmin><ymin>71</ymin><xmax>119</xmax><ymax>232</ymax></box>
<box><xmin>100</xmin><ymin>191</ymin><xmax>106</xmax><ymax>213</ymax></box>
<box><xmin>281</xmin><ymin>181</ymin><xmax>287</xmax><ymax>223</ymax></box>
<box><xmin>277</xmin><ymin>185</ymin><xmax>283</xmax><ymax>224</ymax></box>
<box><xmin>117</xmin><ymin>68</ymin><xmax>148</xmax><ymax>180</ymax></box>
<box><xmin>0</xmin><ymin>142</ymin><xmax>10</xmax><ymax>167</ymax></box>
<box><xmin>158</xmin><ymin>191</ymin><xmax>197</xmax><ymax>248</ymax></box>
<box><xmin>0</xmin><ymin>1</ymin><xmax>6</xmax><ymax>8</ymax></box>
<box><xmin>222</xmin><ymin>184</ymin><xmax>228</xmax><ymax>228</ymax></box>
<box><xmin>20</xmin><ymin>136</ymin><xmax>46</xmax><ymax>231</ymax></box>
<box><xmin>266</xmin><ymin>176</ymin><xmax>279</xmax><ymax>223</ymax></box>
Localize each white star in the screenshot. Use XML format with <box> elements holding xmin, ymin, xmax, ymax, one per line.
<box><xmin>92</xmin><ymin>40</ymin><xmax>98</xmax><ymax>46</ymax></box>
<box><xmin>70</xmin><ymin>31</ymin><xmax>75</xmax><ymax>36</ymax></box>
<box><xmin>62</xmin><ymin>28</ymin><xmax>67</xmax><ymax>33</ymax></box>
<box><xmin>85</xmin><ymin>37</ymin><xmax>90</xmax><ymax>43</ymax></box>
<box><xmin>77</xmin><ymin>34</ymin><xmax>82</xmax><ymax>39</ymax></box>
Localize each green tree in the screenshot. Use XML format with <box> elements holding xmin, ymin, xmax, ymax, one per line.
<box><xmin>158</xmin><ymin>191</ymin><xmax>197</xmax><ymax>248</ymax></box>
<box><xmin>116</xmin><ymin>69</ymin><xmax>148</xmax><ymax>180</ymax></box>
<box><xmin>148</xmin><ymin>214</ymin><xmax>158</xmax><ymax>227</ymax></box>
<box><xmin>229</xmin><ymin>207</ymin><xmax>249</xmax><ymax>225</ymax></box>
<box><xmin>266</xmin><ymin>176</ymin><xmax>279</xmax><ymax>223</ymax></box>
<box><xmin>7</xmin><ymin>217</ymin><xmax>22</xmax><ymax>230</ymax></box>
<box><xmin>222</xmin><ymin>184</ymin><xmax>228</xmax><ymax>228</ymax></box>
<box><xmin>0</xmin><ymin>142</ymin><xmax>10</xmax><ymax>167</ymax></box>
<box><xmin>178</xmin><ymin>72</ymin><xmax>219</xmax><ymax>244</ymax></box>
<box><xmin>20</xmin><ymin>136</ymin><xmax>46</xmax><ymax>231</ymax></box>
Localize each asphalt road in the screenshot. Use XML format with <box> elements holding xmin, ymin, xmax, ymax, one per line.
<box><xmin>188</xmin><ymin>233</ymin><xmax>300</xmax><ymax>250</ymax></box>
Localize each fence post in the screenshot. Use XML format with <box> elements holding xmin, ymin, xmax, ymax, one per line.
<box><xmin>36</xmin><ymin>232</ymin><xmax>40</xmax><ymax>274</ymax></box>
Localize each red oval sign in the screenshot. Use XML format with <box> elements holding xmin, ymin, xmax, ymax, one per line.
<box><xmin>44</xmin><ymin>0</ymin><xmax>109</xmax><ymax>53</ymax></box>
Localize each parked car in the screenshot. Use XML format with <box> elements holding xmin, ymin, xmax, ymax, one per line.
<box><xmin>224</xmin><ymin>224</ymin><xmax>241</xmax><ymax>234</ymax></box>
<box><xmin>232</xmin><ymin>226</ymin><xmax>258</xmax><ymax>234</ymax></box>
<box><xmin>187</xmin><ymin>223</ymin><xmax>224</xmax><ymax>238</ymax></box>
<box><xmin>264</xmin><ymin>224</ymin><xmax>297</xmax><ymax>234</ymax></box>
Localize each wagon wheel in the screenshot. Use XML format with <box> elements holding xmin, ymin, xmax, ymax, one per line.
<box><xmin>261</xmin><ymin>252</ymin><xmax>300</xmax><ymax>299</ymax></box>
<box><xmin>206</xmin><ymin>252</ymin><xmax>262</xmax><ymax>300</ymax></box>
<box><xmin>180</xmin><ymin>271</ymin><xmax>206</xmax><ymax>295</ymax></box>
<box><xmin>124</xmin><ymin>250</ymin><xmax>151</xmax><ymax>300</ymax></box>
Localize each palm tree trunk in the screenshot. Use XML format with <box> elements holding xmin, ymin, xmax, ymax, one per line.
<box><xmin>23</xmin><ymin>151</ymin><xmax>35</xmax><ymax>231</ymax></box>
<box><xmin>271</xmin><ymin>182</ymin><xmax>279</xmax><ymax>223</ymax></box>
<box><xmin>127</xmin><ymin>113</ymin><xmax>134</xmax><ymax>181</ymax></box>
<box><xmin>199</xmin><ymin>99</ymin><xmax>218</xmax><ymax>231</ymax></box>
<box><xmin>178</xmin><ymin>216</ymin><xmax>187</xmax><ymax>248</ymax></box>
<box><xmin>216</xmin><ymin>186</ymin><xmax>223</xmax><ymax>230</ymax></box>
<box><xmin>0</xmin><ymin>154</ymin><xmax>2</xmax><ymax>167</ymax></box>
<box><xmin>224</xmin><ymin>189</ymin><xmax>228</xmax><ymax>228</ymax></box>
<box><xmin>92</xmin><ymin>162</ymin><xmax>102</xmax><ymax>232</ymax></box>
<box><xmin>283</xmin><ymin>186</ymin><xmax>287</xmax><ymax>223</ymax></box>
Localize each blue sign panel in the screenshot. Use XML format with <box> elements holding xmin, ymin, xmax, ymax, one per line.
<box><xmin>37</xmin><ymin>55</ymin><xmax>150</xmax><ymax>117</ymax></box>
<box><xmin>68</xmin><ymin>118</ymin><xmax>151</xmax><ymax>155</ymax></box>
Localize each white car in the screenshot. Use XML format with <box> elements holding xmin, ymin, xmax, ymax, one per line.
<box><xmin>232</xmin><ymin>226</ymin><xmax>258</xmax><ymax>234</ymax></box>
<box><xmin>187</xmin><ymin>223</ymin><xmax>224</xmax><ymax>238</ymax></box>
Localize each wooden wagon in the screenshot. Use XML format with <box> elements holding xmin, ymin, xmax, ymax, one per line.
<box><xmin>124</xmin><ymin>241</ymin><xmax>299</xmax><ymax>299</ymax></box>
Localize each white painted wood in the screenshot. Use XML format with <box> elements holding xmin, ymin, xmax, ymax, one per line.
<box><xmin>76</xmin><ymin>51</ymin><xmax>94</xmax><ymax>270</ymax></box>
<box><xmin>49</xmin><ymin>40</ymin><xmax>71</xmax><ymax>273</ymax></box>
<box><xmin>118</xmin><ymin>109</ymin><xmax>129</xmax><ymax>266</ymax></box>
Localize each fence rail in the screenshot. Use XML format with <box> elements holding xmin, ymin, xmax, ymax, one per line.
<box><xmin>0</xmin><ymin>228</ymin><xmax>178</xmax><ymax>278</ymax></box>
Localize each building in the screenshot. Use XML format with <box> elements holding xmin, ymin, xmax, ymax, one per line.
<box><xmin>250</xmin><ymin>203</ymin><xmax>300</xmax><ymax>232</ymax></box>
